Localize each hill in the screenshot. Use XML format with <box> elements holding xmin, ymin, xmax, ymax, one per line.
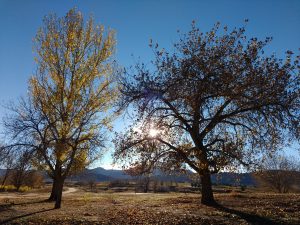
<box><xmin>68</xmin><ymin>167</ymin><xmax>257</xmax><ymax>186</ymax></box>
<box><xmin>0</xmin><ymin>167</ymin><xmax>271</xmax><ymax>186</ymax></box>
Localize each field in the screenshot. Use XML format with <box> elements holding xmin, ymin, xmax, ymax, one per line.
<box><xmin>0</xmin><ymin>186</ymin><xmax>299</xmax><ymax>225</ymax></box>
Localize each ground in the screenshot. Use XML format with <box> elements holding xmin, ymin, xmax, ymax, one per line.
<box><xmin>0</xmin><ymin>187</ymin><xmax>299</xmax><ymax>225</ymax></box>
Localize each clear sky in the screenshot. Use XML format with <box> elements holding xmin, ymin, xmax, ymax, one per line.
<box><xmin>0</xmin><ymin>0</ymin><xmax>299</xmax><ymax>168</ymax></box>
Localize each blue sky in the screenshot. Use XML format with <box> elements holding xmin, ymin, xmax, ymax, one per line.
<box><xmin>0</xmin><ymin>0</ymin><xmax>299</xmax><ymax>168</ymax></box>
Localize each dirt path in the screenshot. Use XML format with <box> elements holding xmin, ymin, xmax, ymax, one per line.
<box><xmin>63</xmin><ymin>187</ymin><xmax>77</xmax><ymax>194</ymax></box>
<box><xmin>0</xmin><ymin>187</ymin><xmax>78</xmax><ymax>199</ymax></box>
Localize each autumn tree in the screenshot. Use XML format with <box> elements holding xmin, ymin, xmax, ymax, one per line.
<box><xmin>114</xmin><ymin>21</ymin><xmax>300</xmax><ymax>205</ymax></box>
<box><xmin>4</xmin><ymin>9</ymin><xmax>118</xmax><ymax>208</ymax></box>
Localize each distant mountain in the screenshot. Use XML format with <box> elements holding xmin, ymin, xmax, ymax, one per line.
<box><xmin>68</xmin><ymin>169</ymin><xmax>112</xmax><ymax>182</ymax></box>
<box><xmin>0</xmin><ymin>167</ymin><xmax>258</xmax><ymax>186</ymax></box>
<box><xmin>89</xmin><ymin>167</ymin><xmax>131</xmax><ymax>180</ymax></box>
<box><xmin>68</xmin><ymin>167</ymin><xmax>257</xmax><ymax>186</ymax></box>
<box><xmin>67</xmin><ymin>167</ymin><xmax>191</xmax><ymax>183</ymax></box>
<box><xmin>211</xmin><ymin>172</ymin><xmax>257</xmax><ymax>186</ymax></box>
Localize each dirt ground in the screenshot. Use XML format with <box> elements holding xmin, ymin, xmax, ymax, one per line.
<box><xmin>0</xmin><ymin>188</ymin><xmax>299</xmax><ymax>225</ymax></box>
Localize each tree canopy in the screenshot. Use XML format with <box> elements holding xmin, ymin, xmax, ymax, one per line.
<box><xmin>114</xmin><ymin>21</ymin><xmax>300</xmax><ymax>205</ymax></box>
<box><xmin>3</xmin><ymin>8</ymin><xmax>119</xmax><ymax>208</ymax></box>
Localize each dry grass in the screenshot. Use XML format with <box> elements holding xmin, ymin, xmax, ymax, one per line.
<box><xmin>0</xmin><ymin>188</ymin><xmax>299</xmax><ymax>225</ymax></box>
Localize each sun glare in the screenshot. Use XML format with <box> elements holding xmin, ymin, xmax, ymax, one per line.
<box><xmin>149</xmin><ymin>128</ymin><xmax>159</xmax><ymax>137</ymax></box>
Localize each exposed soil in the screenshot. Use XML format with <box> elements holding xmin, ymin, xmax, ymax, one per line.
<box><xmin>0</xmin><ymin>187</ymin><xmax>77</xmax><ymax>199</ymax></box>
<box><xmin>0</xmin><ymin>189</ymin><xmax>299</xmax><ymax>225</ymax></box>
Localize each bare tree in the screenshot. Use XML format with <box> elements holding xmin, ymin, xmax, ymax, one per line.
<box><xmin>10</xmin><ymin>151</ymin><xmax>32</xmax><ymax>191</ymax></box>
<box><xmin>125</xmin><ymin>163</ymin><xmax>152</xmax><ymax>193</ymax></box>
<box><xmin>25</xmin><ymin>171</ymin><xmax>44</xmax><ymax>189</ymax></box>
<box><xmin>254</xmin><ymin>154</ymin><xmax>300</xmax><ymax>193</ymax></box>
<box><xmin>114</xmin><ymin>21</ymin><xmax>300</xmax><ymax>205</ymax></box>
<box><xmin>3</xmin><ymin>8</ymin><xmax>118</xmax><ymax>208</ymax></box>
<box><xmin>88</xmin><ymin>179</ymin><xmax>96</xmax><ymax>192</ymax></box>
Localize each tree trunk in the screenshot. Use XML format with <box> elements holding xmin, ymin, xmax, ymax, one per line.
<box><xmin>48</xmin><ymin>179</ymin><xmax>58</xmax><ymax>201</ymax></box>
<box><xmin>16</xmin><ymin>184</ymin><xmax>21</xmax><ymax>192</ymax></box>
<box><xmin>200</xmin><ymin>171</ymin><xmax>216</xmax><ymax>206</ymax></box>
<box><xmin>54</xmin><ymin>178</ymin><xmax>64</xmax><ymax>209</ymax></box>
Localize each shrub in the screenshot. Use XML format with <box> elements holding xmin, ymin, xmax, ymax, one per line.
<box><xmin>19</xmin><ymin>186</ymin><xmax>31</xmax><ymax>192</ymax></box>
<box><xmin>240</xmin><ymin>185</ymin><xmax>247</xmax><ymax>191</ymax></box>
<box><xmin>155</xmin><ymin>185</ymin><xmax>170</xmax><ymax>193</ymax></box>
<box><xmin>0</xmin><ymin>185</ymin><xmax>16</xmax><ymax>192</ymax></box>
<box><xmin>0</xmin><ymin>185</ymin><xmax>31</xmax><ymax>192</ymax></box>
<box><xmin>168</xmin><ymin>185</ymin><xmax>177</xmax><ymax>192</ymax></box>
<box><xmin>108</xmin><ymin>180</ymin><xmax>129</xmax><ymax>188</ymax></box>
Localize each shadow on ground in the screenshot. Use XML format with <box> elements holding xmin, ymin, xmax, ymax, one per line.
<box><xmin>0</xmin><ymin>199</ymin><xmax>54</xmax><ymax>225</ymax></box>
<box><xmin>0</xmin><ymin>209</ymin><xmax>54</xmax><ymax>225</ymax></box>
<box><xmin>214</xmin><ymin>203</ymin><xmax>288</xmax><ymax>225</ymax></box>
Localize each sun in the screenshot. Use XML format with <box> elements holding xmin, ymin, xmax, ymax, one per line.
<box><xmin>149</xmin><ymin>128</ymin><xmax>159</xmax><ymax>137</ymax></box>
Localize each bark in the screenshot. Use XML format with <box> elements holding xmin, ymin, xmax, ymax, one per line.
<box><xmin>16</xmin><ymin>184</ymin><xmax>21</xmax><ymax>192</ymax></box>
<box><xmin>48</xmin><ymin>179</ymin><xmax>58</xmax><ymax>201</ymax></box>
<box><xmin>143</xmin><ymin>177</ymin><xmax>150</xmax><ymax>193</ymax></box>
<box><xmin>54</xmin><ymin>178</ymin><xmax>64</xmax><ymax>209</ymax></box>
<box><xmin>13</xmin><ymin>171</ymin><xmax>23</xmax><ymax>191</ymax></box>
<box><xmin>200</xmin><ymin>171</ymin><xmax>216</xmax><ymax>206</ymax></box>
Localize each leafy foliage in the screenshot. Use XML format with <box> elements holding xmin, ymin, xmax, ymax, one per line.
<box><xmin>114</xmin><ymin>21</ymin><xmax>300</xmax><ymax>204</ymax></box>
<box><xmin>3</xmin><ymin>8</ymin><xmax>119</xmax><ymax>208</ymax></box>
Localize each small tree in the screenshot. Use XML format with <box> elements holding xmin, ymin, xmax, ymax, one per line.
<box><xmin>88</xmin><ymin>179</ymin><xmax>96</xmax><ymax>192</ymax></box>
<box><xmin>152</xmin><ymin>178</ymin><xmax>159</xmax><ymax>192</ymax></box>
<box><xmin>254</xmin><ymin>154</ymin><xmax>300</xmax><ymax>193</ymax></box>
<box><xmin>25</xmin><ymin>171</ymin><xmax>44</xmax><ymax>189</ymax></box>
<box><xmin>114</xmin><ymin>21</ymin><xmax>300</xmax><ymax>205</ymax></box>
<box><xmin>4</xmin><ymin>9</ymin><xmax>118</xmax><ymax>208</ymax></box>
<box><xmin>10</xmin><ymin>151</ymin><xmax>32</xmax><ymax>191</ymax></box>
<box><xmin>125</xmin><ymin>162</ymin><xmax>152</xmax><ymax>193</ymax></box>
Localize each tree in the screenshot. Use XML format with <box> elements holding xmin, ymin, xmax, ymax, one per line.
<box><xmin>1</xmin><ymin>148</ymin><xmax>44</xmax><ymax>190</ymax></box>
<box><xmin>25</xmin><ymin>171</ymin><xmax>44</xmax><ymax>189</ymax></box>
<box><xmin>10</xmin><ymin>151</ymin><xmax>32</xmax><ymax>191</ymax></box>
<box><xmin>114</xmin><ymin>21</ymin><xmax>300</xmax><ymax>205</ymax></box>
<box><xmin>4</xmin><ymin>9</ymin><xmax>118</xmax><ymax>208</ymax></box>
<box><xmin>125</xmin><ymin>163</ymin><xmax>152</xmax><ymax>193</ymax></box>
<box><xmin>88</xmin><ymin>179</ymin><xmax>96</xmax><ymax>192</ymax></box>
<box><xmin>254</xmin><ymin>154</ymin><xmax>300</xmax><ymax>193</ymax></box>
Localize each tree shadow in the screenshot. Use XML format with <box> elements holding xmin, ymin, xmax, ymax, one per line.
<box><xmin>0</xmin><ymin>199</ymin><xmax>50</xmax><ymax>211</ymax></box>
<box><xmin>0</xmin><ymin>208</ymin><xmax>54</xmax><ymax>224</ymax></box>
<box><xmin>213</xmin><ymin>203</ymin><xmax>286</xmax><ymax>225</ymax></box>
<box><xmin>11</xmin><ymin>199</ymin><xmax>50</xmax><ymax>206</ymax></box>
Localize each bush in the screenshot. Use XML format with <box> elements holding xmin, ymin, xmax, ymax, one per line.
<box><xmin>155</xmin><ymin>186</ymin><xmax>170</xmax><ymax>193</ymax></box>
<box><xmin>240</xmin><ymin>185</ymin><xmax>247</xmax><ymax>191</ymax></box>
<box><xmin>19</xmin><ymin>186</ymin><xmax>31</xmax><ymax>192</ymax></box>
<box><xmin>191</xmin><ymin>181</ymin><xmax>201</xmax><ymax>188</ymax></box>
<box><xmin>168</xmin><ymin>186</ymin><xmax>177</xmax><ymax>192</ymax></box>
<box><xmin>0</xmin><ymin>185</ymin><xmax>16</xmax><ymax>192</ymax></box>
<box><xmin>108</xmin><ymin>180</ymin><xmax>129</xmax><ymax>188</ymax></box>
<box><xmin>0</xmin><ymin>185</ymin><xmax>31</xmax><ymax>192</ymax></box>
